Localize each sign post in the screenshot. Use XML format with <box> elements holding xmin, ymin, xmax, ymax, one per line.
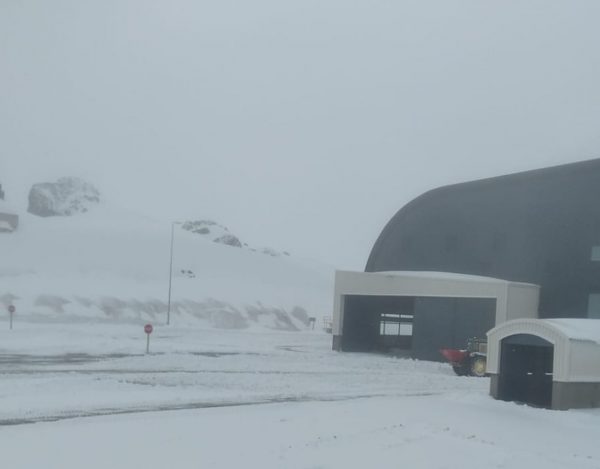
<box><xmin>144</xmin><ymin>323</ymin><xmax>153</xmax><ymax>354</ymax></box>
<box><xmin>8</xmin><ymin>305</ymin><xmax>15</xmax><ymax>330</ymax></box>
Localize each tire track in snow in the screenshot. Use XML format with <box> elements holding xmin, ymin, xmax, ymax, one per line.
<box><xmin>0</xmin><ymin>392</ymin><xmax>440</xmax><ymax>427</ymax></box>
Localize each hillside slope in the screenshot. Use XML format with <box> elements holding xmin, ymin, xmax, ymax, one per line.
<box><xmin>0</xmin><ymin>203</ymin><xmax>334</xmax><ymax>330</ymax></box>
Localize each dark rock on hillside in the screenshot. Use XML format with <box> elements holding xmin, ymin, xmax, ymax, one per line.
<box><xmin>181</xmin><ymin>220</ymin><xmax>218</xmax><ymax>234</ymax></box>
<box><xmin>214</xmin><ymin>234</ymin><xmax>242</xmax><ymax>247</ymax></box>
<box><xmin>28</xmin><ymin>177</ymin><xmax>100</xmax><ymax>217</ymax></box>
<box><xmin>181</xmin><ymin>220</ymin><xmax>242</xmax><ymax>248</ymax></box>
<box><xmin>181</xmin><ymin>218</ymin><xmax>290</xmax><ymax>255</ymax></box>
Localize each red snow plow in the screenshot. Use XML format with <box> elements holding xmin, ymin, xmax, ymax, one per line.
<box><xmin>440</xmin><ymin>338</ymin><xmax>487</xmax><ymax>377</ymax></box>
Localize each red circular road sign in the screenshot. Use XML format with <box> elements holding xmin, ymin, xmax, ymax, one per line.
<box><xmin>144</xmin><ymin>324</ymin><xmax>153</xmax><ymax>334</ymax></box>
<box><xmin>8</xmin><ymin>305</ymin><xmax>15</xmax><ymax>314</ymax></box>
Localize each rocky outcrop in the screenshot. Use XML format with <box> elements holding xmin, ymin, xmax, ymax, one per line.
<box><xmin>181</xmin><ymin>219</ymin><xmax>290</xmax><ymax>256</ymax></box>
<box><xmin>28</xmin><ymin>177</ymin><xmax>100</xmax><ymax>217</ymax></box>
<box><xmin>23</xmin><ymin>294</ymin><xmax>310</xmax><ymax>331</ymax></box>
<box><xmin>181</xmin><ymin>220</ymin><xmax>243</xmax><ymax>248</ymax></box>
<box><xmin>214</xmin><ymin>234</ymin><xmax>242</xmax><ymax>248</ymax></box>
<box><xmin>260</xmin><ymin>247</ymin><xmax>291</xmax><ymax>257</ymax></box>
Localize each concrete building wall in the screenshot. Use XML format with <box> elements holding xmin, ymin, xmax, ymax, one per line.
<box><xmin>506</xmin><ymin>284</ymin><xmax>539</xmax><ymax>321</ymax></box>
<box><xmin>552</xmin><ymin>382</ymin><xmax>600</xmax><ymax>410</ymax></box>
<box><xmin>568</xmin><ymin>341</ymin><xmax>600</xmax><ymax>382</ymax></box>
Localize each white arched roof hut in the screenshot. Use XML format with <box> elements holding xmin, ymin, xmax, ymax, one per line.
<box><xmin>487</xmin><ymin>318</ymin><xmax>600</xmax><ymax>409</ymax></box>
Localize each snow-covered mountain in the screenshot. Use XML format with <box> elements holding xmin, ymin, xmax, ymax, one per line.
<box><xmin>0</xmin><ymin>196</ymin><xmax>334</xmax><ymax>330</ymax></box>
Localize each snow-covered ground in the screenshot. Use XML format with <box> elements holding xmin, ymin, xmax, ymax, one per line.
<box><xmin>1</xmin><ymin>320</ymin><xmax>599</xmax><ymax>468</ymax></box>
<box><xmin>2</xmin><ymin>199</ymin><xmax>599</xmax><ymax>468</ymax></box>
<box><xmin>0</xmin><ymin>320</ymin><xmax>467</xmax><ymax>424</ymax></box>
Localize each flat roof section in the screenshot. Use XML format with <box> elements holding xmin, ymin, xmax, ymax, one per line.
<box><xmin>375</xmin><ymin>270</ymin><xmax>538</xmax><ymax>287</ymax></box>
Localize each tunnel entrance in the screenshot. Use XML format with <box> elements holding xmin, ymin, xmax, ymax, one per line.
<box><xmin>498</xmin><ymin>334</ymin><xmax>554</xmax><ymax>408</ymax></box>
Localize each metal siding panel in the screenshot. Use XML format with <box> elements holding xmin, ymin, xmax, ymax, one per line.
<box><xmin>412</xmin><ymin>297</ymin><xmax>495</xmax><ymax>361</ymax></box>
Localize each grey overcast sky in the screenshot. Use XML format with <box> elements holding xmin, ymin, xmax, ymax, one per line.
<box><xmin>2</xmin><ymin>1</ymin><xmax>600</xmax><ymax>269</ymax></box>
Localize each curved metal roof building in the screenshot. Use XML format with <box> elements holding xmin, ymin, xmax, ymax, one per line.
<box><xmin>366</xmin><ymin>158</ymin><xmax>600</xmax><ymax>318</ymax></box>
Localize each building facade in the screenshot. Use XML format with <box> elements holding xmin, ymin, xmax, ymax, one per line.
<box><xmin>332</xmin><ymin>270</ymin><xmax>539</xmax><ymax>361</ymax></box>
<box><xmin>366</xmin><ymin>158</ymin><xmax>600</xmax><ymax>319</ymax></box>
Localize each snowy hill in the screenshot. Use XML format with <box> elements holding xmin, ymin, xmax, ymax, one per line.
<box><xmin>0</xmin><ymin>202</ymin><xmax>334</xmax><ymax>330</ymax></box>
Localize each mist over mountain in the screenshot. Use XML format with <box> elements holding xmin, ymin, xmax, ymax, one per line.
<box><xmin>3</xmin><ymin>1</ymin><xmax>600</xmax><ymax>269</ymax></box>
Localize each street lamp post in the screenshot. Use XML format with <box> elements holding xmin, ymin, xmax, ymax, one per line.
<box><xmin>167</xmin><ymin>221</ymin><xmax>182</xmax><ymax>325</ymax></box>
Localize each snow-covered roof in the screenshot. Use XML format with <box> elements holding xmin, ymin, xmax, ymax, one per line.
<box><xmin>544</xmin><ymin>319</ymin><xmax>600</xmax><ymax>343</ymax></box>
<box><xmin>374</xmin><ymin>270</ymin><xmax>538</xmax><ymax>288</ymax></box>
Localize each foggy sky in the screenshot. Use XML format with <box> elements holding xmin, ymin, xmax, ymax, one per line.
<box><xmin>2</xmin><ymin>1</ymin><xmax>600</xmax><ymax>269</ymax></box>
